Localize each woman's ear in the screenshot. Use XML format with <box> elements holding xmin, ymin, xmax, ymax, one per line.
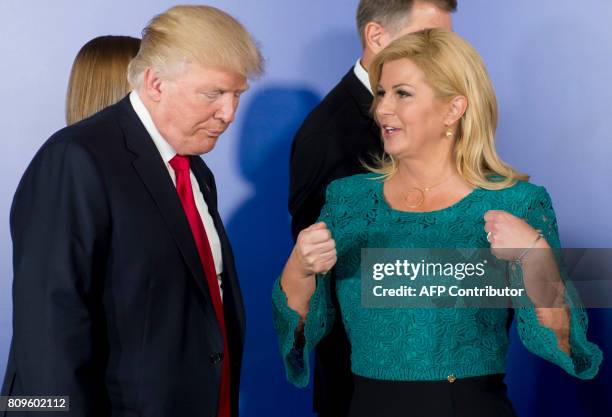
<box><xmin>444</xmin><ymin>95</ymin><xmax>467</xmax><ymax>125</ymax></box>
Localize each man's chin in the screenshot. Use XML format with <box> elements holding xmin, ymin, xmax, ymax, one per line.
<box><xmin>192</xmin><ymin>136</ymin><xmax>219</xmax><ymax>155</ymax></box>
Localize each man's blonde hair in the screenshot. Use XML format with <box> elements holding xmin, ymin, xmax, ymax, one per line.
<box><xmin>368</xmin><ymin>28</ymin><xmax>528</xmax><ymax>189</ymax></box>
<box><xmin>128</xmin><ymin>5</ymin><xmax>264</xmax><ymax>88</ymax></box>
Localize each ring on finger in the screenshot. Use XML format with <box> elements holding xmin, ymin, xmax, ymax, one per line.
<box><xmin>486</xmin><ymin>231</ymin><xmax>492</xmax><ymax>242</ymax></box>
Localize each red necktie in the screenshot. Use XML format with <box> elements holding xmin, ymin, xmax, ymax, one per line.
<box><xmin>169</xmin><ymin>155</ymin><xmax>231</xmax><ymax>417</ymax></box>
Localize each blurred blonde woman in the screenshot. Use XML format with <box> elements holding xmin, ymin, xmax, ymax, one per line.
<box><xmin>273</xmin><ymin>29</ymin><xmax>602</xmax><ymax>417</ymax></box>
<box><xmin>66</xmin><ymin>35</ymin><xmax>140</xmax><ymax>125</ymax></box>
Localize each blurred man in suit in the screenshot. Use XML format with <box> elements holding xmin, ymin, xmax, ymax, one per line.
<box><xmin>288</xmin><ymin>1</ymin><xmax>457</xmax><ymax>415</ymax></box>
<box><xmin>2</xmin><ymin>5</ymin><xmax>262</xmax><ymax>417</ymax></box>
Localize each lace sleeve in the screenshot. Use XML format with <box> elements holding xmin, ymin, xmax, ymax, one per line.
<box><xmin>271</xmin><ymin>182</ymin><xmax>341</xmax><ymax>388</ymax></box>
<box><xmin>515</xmin><ymin>186</ymin><xmax>602</xmax><ymax>379</ymax></box>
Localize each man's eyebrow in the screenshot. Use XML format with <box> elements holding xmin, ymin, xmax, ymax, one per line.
<box><xmin>210</xmin><ymin>84</ymin><xmax>249</xmax><ymax>93</ymax></box>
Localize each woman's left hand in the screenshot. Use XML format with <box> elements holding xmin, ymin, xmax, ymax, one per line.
<box><xmin>484</xmin><ymin>210</ymin><xmax>548</xmax><ymax>260</ymax></box>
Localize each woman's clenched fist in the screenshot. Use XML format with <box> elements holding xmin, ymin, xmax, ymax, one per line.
<box><xmin>292</xmin><ymin>222</ymin><xmax>337</xmax><ymax>277</ymax></box>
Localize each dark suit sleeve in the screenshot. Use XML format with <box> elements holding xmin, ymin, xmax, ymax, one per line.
<box><xmin>8</xmin><ymin>138</ymin><xmax>111</xmax><ymax>415</ymax></box>
<box><xmin>288</xmin><ymin>132</ymin><xmax>331</xmax><ymax>241</ymax></box>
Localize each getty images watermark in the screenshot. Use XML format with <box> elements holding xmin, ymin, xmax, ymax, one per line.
<box><xmin>371</xmin><ymin>257</ymin><xmax>524</xmax><ymax>297</ymax></box>
<box><xmin>360</xmin><ymin>248</ymin><xmax>612</xmax><ymax>308</ymax></box>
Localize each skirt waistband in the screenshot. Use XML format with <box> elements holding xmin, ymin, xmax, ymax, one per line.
<box><xmin>349</xmin><ymin>373</ymin><xmax>517</xmax><ymax>417</ymax></box>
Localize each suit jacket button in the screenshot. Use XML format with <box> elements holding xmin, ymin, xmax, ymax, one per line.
<box><xmin>210</xmin><ymin>352</ymin><xmax>223</xmax><ymax>364</ymax></box>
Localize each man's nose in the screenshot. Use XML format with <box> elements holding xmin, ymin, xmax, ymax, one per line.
<box><xmin>214</xmin><ymin>94</ymin><xmax>239</xmax><ymax>124</ymax></box>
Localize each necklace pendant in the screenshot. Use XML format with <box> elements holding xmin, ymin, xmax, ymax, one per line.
<box><xmin>404</xmin><ymin>187</ymin><xmax>425</xmax><ymax>208</ymax></box>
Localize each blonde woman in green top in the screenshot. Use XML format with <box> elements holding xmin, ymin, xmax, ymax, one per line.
<box><xmin>273</xmin><ymin>29</ymin><xmax>601</xmax><ymax>417</ymax></box>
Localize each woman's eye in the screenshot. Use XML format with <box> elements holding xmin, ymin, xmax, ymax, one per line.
<box><xmin>376</xmin><ymin>90</ymin><xmax>385</xmax><ymax>97</ymax></box>
<box><xmin>397</xmin><ymin>90</ymin><xmax>412</xmax><ymax>98</ymax></box>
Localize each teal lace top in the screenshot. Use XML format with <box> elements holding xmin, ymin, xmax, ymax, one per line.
<box><xmin>272</xmin><ymin>173</ymin><xmax>602</xmax><ymax>387</ymax></box>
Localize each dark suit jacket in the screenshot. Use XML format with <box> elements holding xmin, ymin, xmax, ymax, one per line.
<box><xmin>2</xmin><ymin>97</ymin><xmax>245</xmax><ymax>417</ymax></box>
<box><xmin>289</xmin><ymin>67</ymin><xmax>381</xmax><ymax>240</ymax></box>
<box><xmin>288</xmin><ymin>68</ymin><xmax>381</xmax><ymax>416</ymax></box>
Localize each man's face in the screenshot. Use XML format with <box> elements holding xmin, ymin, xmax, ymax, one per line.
<box><xmin>151</xmin><ymin>63</ymin><xmax>248</xmax><ymax>155</ymax></box>
<box><xmin>382</xmin><ymin>1</ymin><xmax>453</xmax><ymax>48</ymax></box>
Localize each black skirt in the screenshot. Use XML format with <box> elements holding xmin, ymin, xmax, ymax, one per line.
<box><xmin>348</xmin><ymin>373</ymin><xmax>518</xmax><ymax>417</ymax></box>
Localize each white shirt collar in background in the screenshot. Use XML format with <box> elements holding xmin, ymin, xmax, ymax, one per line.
<box><xmin>353</xmin><ymin>58</ymin><xmax>373</xmax><ymax>95</ymax></box>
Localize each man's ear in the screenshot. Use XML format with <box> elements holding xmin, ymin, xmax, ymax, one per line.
<box><xmin>444</xmin><ymin>95</ymin><xmax>468</xmax><ymax>126</ymax></box>
<box><xmin>364</xmin><ymin>21</ymin><xmax>387</xmax><ymax>54</ymax></box>
<box><xmin>142</xmin><ymin>68</ymin><xmax>164</xmax><ymax>102</ymax></box>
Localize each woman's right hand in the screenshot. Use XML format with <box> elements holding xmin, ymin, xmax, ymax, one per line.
<box><xmin>291</xmin><ymin>222</ymin><xmax>337</xmax><ymax>277</ymax></box>
<box><xmin>280</xmin><ymin>222</ymin><xmax>337</xmax><ymax>318</ymax></box>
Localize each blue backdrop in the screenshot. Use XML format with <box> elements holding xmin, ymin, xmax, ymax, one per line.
<box><xmin>0</xmin><ymin>1</ymin><xmax>610</xmax><ymax>416</ymax></box>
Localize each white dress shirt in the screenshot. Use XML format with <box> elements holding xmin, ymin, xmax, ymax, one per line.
<box><xmin>129</xmin><ymin>91</ymin><xmax>224</xmax><ymax>299</ymax></box>
<box><xmin>353</xmin><ymin>58</ymin><xmax>373</xmax><ymax>95</ymax></box>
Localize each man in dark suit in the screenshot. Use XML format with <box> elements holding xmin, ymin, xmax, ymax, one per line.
<box><xmin>2</xmin><ymin>5</ymin><xmax>262</xmax><ymax>417</ymax></box>
<box><xmin>288</xmin><ymin>1</ymin><xmax>456</xmax><ymax>415</ymax></box>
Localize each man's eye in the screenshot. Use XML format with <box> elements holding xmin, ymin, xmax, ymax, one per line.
<box><xmin>203</xmin><ymin>91</ymin><xmax>221</xmax><ymax>99</ymax></box>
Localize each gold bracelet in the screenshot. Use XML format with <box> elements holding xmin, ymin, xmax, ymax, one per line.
<box><xmin>514</xmin><ymin>231</ymin><xmax>544</xmax><ymax>263</ymax></box>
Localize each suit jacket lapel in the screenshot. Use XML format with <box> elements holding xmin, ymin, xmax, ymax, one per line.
<box><xmin>190</xmin><ymin>156</ymin><xmax>246</xmax><ymax>340</ymax></box>
<box><xmin>114</xmin><ymin>98</ymin><xmax>214</xmax><ymax>306</ymax></box>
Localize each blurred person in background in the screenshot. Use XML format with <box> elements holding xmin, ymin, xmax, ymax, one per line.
<box><xmin>66</xmin><ymin>35</ymin><xmax>140</xmax><ymax>125</ymax></box>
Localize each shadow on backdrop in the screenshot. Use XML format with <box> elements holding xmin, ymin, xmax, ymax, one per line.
<box><xmin>226</xmin><ymin>87</ymin><xmax>320</xmax><ymax>417</ymax></box>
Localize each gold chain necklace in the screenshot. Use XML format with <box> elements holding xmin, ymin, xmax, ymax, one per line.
<box><xmin>402</xmin><ymin>175</ymin><xmax>452</xmax><ymax>209</ymax></box>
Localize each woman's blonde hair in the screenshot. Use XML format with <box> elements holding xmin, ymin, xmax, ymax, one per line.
<box><xmin>66</xmin><ymin>35</ymin><xmax>140</xmax><ymax>125</ymax></box>
<box><xmin>127</xmin><ymin>5</ymin><xmax>264</xmax><ymax>89</ymax></box>
<box><xmin>368</xmin><ymin>28</ymin><xmax>528</xmax><ymax>189</ymax></box>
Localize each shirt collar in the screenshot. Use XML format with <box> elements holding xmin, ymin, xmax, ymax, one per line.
<box><xmin>129</xmin><ymin>90</ymin><xmax>177</xmax><ymax>164</ymax></box>
<box><xmin>353</xmin><ymin>58</ymin><xmax>373</xmax><ymax>95</ymax></box>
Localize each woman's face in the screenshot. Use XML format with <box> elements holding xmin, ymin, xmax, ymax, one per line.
<box><xmin>375</xmin><ymin>58</ymin><xmax>449</xmax><ymax>161</ymax></box>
